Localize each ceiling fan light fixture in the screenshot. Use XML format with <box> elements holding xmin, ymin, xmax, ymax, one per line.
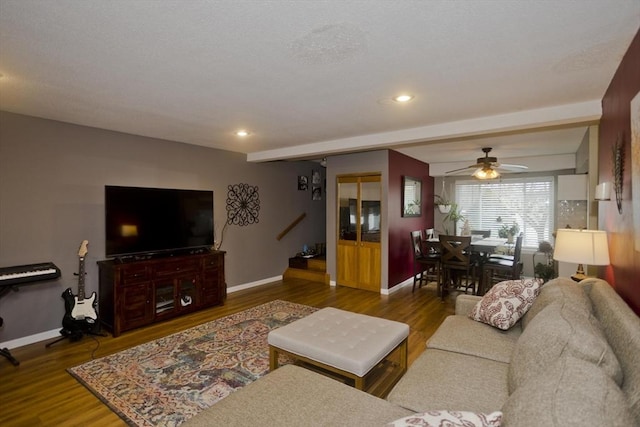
<box><xmin>473</xmin><ymin>167</ymin><xmax>500</xmax><ymax>180</ymax></box>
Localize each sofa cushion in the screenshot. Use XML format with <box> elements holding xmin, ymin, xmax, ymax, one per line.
<box><xmin>180</xmin><ymin>364</ymin><xmax>413</xmax><ymax>427</ymax></box>
<box><xmin>521</xmin><ymin>277</ymin><xmax>592</xmax><ymax>330</ymax></box>
<box><xmin>387</xmin><ymin>410</ymin><xmax>503</xmax><ymax>426</ymax></box>
<box><xmin>469</xmin><ymin>278</ymin><xmax>541</xmax><ymax>330</ymax></box>
<box><xmin>387</xmin><ymin>349</ymin><xmax>509</xmax><ymax>413</ymax></box>
<box><xmin>502</xmin><ymin>356</ymin><xmax>634</xmax><ymax>427</ymax></box>
<box><xmin>581</xmin><ymin>278</ymin><xmax>640</xmax><ymax>426</ymax></box>
<box><xmin>508</xmin><ymin>301</ymin><xmax>623</xmax><ymax>393</ymax></box>
<box><xmin>427</xmin><ymin>315</ymin><xmax>520</xmax><ymax>363</ymax></box>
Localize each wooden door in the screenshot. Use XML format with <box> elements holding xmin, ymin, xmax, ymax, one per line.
<box><xmin>337</xmin><ymin>175</ymin><xmax>381</xmax><ymax>291</ymax></box>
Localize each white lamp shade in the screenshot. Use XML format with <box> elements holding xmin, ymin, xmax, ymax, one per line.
<box><xmin>553</xmin><ymin>229</ymin><xmax>610</xmax><ymax>265</ymax></box>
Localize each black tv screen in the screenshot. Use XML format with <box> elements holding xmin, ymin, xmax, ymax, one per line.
<box><xmin>105</xmin><ymin>186</ymin><xmax>214</xmax><ymax>257</ymax></box>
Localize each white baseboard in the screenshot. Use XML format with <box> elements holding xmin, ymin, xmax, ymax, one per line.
<box><xmin>381</xmin><ymin>278</ymin><xmax>413</xmax><ymax>295</ymax></box>
<box><xmin>0</xmin><ymin>276</ymin><xmax>284</xmax><ymax>350</ymax></box>
<box><xmin>226</xmin><ymin>275</ymin><xmax>283</xmax><ymax>293</ymax></box>
<box><xmin>0</xmin><ymin>328</ymin><xmax>62</xmax><ymax>350</ymax></box>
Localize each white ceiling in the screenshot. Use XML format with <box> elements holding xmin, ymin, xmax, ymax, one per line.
<box><xmin>1</xmin><ymin>1</ymin><xmax>638</xmax><ymax>174</ymax></box>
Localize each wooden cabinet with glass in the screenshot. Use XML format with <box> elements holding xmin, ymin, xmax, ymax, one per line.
<box><xmin>98</xmin><ymin>251</ymin><xmax>226</xmax><ymax>337</ymax></box>
<box><xmin>337</xmin><ymin>174</ymin><xmax>381</xmax><ymax>292</ymax></box>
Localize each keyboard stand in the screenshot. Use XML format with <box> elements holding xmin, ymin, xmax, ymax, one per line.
<box><xmin>0</xmin><ymin>314</ymin><xmax>18</xmax><ymax>365</ymax></box>
<box><xmin>0</xmin><ymin>264</ymin><xmax>62</xmax><ymax>366</ymax></box>
<box><xmin>1</xmin><ymin>347</ymin><xmax>20</xmax><ymax>366</ymax></box>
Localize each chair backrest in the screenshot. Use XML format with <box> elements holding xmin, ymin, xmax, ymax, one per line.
<box><xmin>410</xmin><ymin>231</ymin><xmax>423</xmax><ymax>260</ymax></box>
<box><xmin>425</xmin><ymin>228</ymin><xmax>436</xmax><ymax>240</ymax></box>
<box><xmin>439</xmin><ymin>235</ymin><xmax>471</xmax><ymax>267</ymax></box>
<box><xmin>471</xmin><ymin>230</ymin><xmax>491</xmax><ymax>238</ymax></box>
<box><xmin>513</xmin><ymin>234</ymin><xmax>523</xmax><ymax>262</ymax></box>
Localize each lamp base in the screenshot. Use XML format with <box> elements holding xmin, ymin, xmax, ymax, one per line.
<box><xmin>571</xmin><ymin>264</ymin><xmax>587</xmax><ymax>282</ymax></box>
<box><xmin>570</xmin><ymin>273</ymin><xmax>588</xmax><ymax>282</ymax></box>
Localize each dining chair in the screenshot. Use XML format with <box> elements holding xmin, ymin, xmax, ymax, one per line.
<box><xmin>424</xmin><ymin>228</ymin><xmax>436</xmax><ymax>241</ymax></box>
<box><xmin>482</xmin><ymin>234</ymin><xmax>524</xmax><ymax>294</ymax></box>
<box><xmin>438</xmin><ymin>235</ymin><xmax>476</xmax><ymax>299</ymax></box>
<box><xmin>410</xmin><ymin>231</ymin><xmax>441</xmax><ymax>293</ymax></box>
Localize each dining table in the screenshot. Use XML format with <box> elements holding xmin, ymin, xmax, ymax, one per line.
<box><xmin>425</xmin><ymin>236</ymin><xmax>508</xmax><ymax>295</ymax></box>
<box><xmin>471</xmin><ymin>237</ymin><xmax>510</xmax><ymax>294</ymax></box>
<box><xmin>470</xmin><ymin>237</ymin><xmax>509</xmax><ymax>254</ymax></box>
<box><xmin>425</xmin><ymin>236</ymin><xmax>507</xmax><ymax>254</ymax></box>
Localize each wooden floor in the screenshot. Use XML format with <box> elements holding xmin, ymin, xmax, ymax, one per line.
<box><xmin>0</xmin><ymin>278</ymin><xmax>454</xmax><ymax>427</ymax></box>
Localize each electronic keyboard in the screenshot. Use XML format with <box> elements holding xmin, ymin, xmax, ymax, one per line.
<box><xmin>0</xmin><ymin>262</ymin><xmax>61</xmax><ymax>287</ymax></box>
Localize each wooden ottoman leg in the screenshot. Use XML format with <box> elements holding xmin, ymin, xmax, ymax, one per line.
<box><xmin>269</xmin><ymin>345</ymin><xmax>279</xmax><ymax>371</ymax></box>
<box><xmin>399</xmin><ymin>338</ymin><xmax>408</xmax><ymax>372</ymax></box>
<box><xmin>355</xmin><ymin>376</ymin><xmax>365</xmax><ymax>390</ymax></box>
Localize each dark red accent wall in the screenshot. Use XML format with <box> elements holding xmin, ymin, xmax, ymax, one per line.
<box><xmin>599</xmin><ymin>28</ymin><xmax>640</xmax><ymax>315</ymax></box>
<box><xmin>388</xmin><ymin>150</ymin><xmax>434</xmax><ymax>288</ymax></box>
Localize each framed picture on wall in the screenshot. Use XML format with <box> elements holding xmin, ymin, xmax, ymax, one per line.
<box><xmin>312</xmin><ymin>185</ymin><xmax>322</xmax><ymax>200</ymax></box>
<box><xmin>402</xmin><ymin>176</ymin><xmax>422</xmax><ymax>217</ymax></box>
<box><xmin>298</xmin><ymin>175</ymin><xmax>308</xmax><ymax>191</ymax></box>
<box><xmin>312</xmin><ymin>169</ymin><xmax>321</xmax><ymax>185</ymax></box>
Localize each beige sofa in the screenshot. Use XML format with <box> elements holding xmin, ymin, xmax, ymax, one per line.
<box><xmin>183</xmin><ymin>278</ymin><xmax>640</xmax><ymax>426</ymax></box>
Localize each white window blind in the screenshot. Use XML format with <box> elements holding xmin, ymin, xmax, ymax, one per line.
<box><xmin>455</xmin><ymin>177</ymin><xmax>554</xmax><ymax>248</ymax></box>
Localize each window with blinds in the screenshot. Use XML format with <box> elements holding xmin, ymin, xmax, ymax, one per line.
<box><xmin>455</xmin><ymin>177</ymin><xmax>554</xmax><ymax>248</ymax></box>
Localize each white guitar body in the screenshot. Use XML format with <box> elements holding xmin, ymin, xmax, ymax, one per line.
<box><xmin>71</xmin><ymin>291</ymin><xmax>98</xmax><ymax>322</ymax></box>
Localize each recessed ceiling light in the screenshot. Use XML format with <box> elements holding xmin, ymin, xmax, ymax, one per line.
<box><xmin>393</xmin><ymin>94</ymin><xmax>414</xmax><ymax>103</ymax></box>
<box><xmin>235</xmin><ymin>130</ymin><xmax>250</xmax><ymax>137</ymax></box>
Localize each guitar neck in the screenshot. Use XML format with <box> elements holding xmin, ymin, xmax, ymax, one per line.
<box><xmin>77</xmin><ymin>256</ymin><xmax>86</xmax><ymax>300</ymax></box>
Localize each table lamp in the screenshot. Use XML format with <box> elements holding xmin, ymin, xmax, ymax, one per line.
<box><xmin>553</xmin><ymin>229</ymin><xmax>610</xmax><ymax>282</ymax></box>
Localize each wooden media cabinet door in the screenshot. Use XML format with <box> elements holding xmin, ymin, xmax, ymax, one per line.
<box><xmin>201</xmin><ymin>253</ymin><xmax>225</xmax><ymax>306</ymax></box>
<box><xmin>120</xmin><ymin>281</ymin><xmax>153</xmax><ymax>332</ymax></box>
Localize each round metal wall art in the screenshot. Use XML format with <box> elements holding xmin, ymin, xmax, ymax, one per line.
<box><xmin>226</xmin><ymin>183</ymin><xmax>260</xmax><ymax>226</ymax></box>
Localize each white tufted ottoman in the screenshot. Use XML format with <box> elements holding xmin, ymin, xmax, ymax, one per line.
<box><xmin>268</xmin><ymin>307</ymin><xmax>409</xmax><ymax>395</ymax></box>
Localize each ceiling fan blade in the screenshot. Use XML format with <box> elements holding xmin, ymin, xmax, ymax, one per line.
<box><xmin>497</xmin><ymin>163</ymin><xmax>528</xmax><ymax>172</ymax></box>
<box><xmin>445</xmin><ymin>168</ymin><xmax>470</xmax><ymax>175</ymax></box>
<box><xmin>445</xmin><ymin>164</ymin><xmax>479</xmax><ymax>175</ymax></box>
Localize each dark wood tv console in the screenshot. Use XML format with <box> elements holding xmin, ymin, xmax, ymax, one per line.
<box><xmin>98</xmin><ymin>251</ymin><xmax>226</xmax><ymax>337</ymax></box>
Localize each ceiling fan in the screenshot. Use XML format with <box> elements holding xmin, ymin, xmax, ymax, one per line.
<box><xmin>445</xmin><ymin>147</ymin><xmax>528</xmax><ymax>179</ymax></box>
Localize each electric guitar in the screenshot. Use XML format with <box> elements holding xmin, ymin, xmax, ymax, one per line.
<box><xmin>62</xmin><ymin>240</ymin><xmax>98</xmax><ymax>333</ymax></box>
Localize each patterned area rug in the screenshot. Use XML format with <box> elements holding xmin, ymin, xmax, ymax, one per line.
<box><xmin>68</xmin><ymin>300</ymin><xmax>317</xmax><ymax>426</ymax></box>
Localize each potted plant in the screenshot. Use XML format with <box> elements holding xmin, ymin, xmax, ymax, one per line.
<box><xmin>534</xmin><ymin>262</ymin><xmax>557</xmax><ymax>283</ymax></box>
<box><xmin>534</xmin><ymin>240</ymin><xmax>556</xmax><ymax>283</ymax></box>
<box><xmin>442</xmin><ymin>203</ymin><xmax>465</xmax><ymax>235</ymax></box>
<box><xmin>435</xmin><ymin>194</ymin><xmax>452</xmax><ymax>214</ymax></box>
<box><xmin>498</xmin><ymin>222</ymin><xmax>520</xmax><ymax>243</ymax></box>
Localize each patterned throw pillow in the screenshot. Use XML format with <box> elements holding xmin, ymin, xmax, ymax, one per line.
<box><xmin>469</xmin><ymin>279</ymin><xmax>542</xmax><ymax>330</ymax></box>
<box><xmin>386</xmin><ymin>410</ymin><xmax>502</xmax><ymax>426</ymax></box>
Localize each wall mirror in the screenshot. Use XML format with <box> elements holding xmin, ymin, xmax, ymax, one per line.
<box><xmin>402</xmin><ymin>176</ymin><xmax>422</xmax><ymax>217</ymax></box>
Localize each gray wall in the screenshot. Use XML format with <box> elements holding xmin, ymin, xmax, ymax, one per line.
<box><xmin>325</xmin><ymin>151</ymin><xmax>389</xmax><ymax>288</ymax></box>
<box><xmin>0</xmin><ymin>111</ymin><xmax>325</xmax><ymax>343</ymax></box>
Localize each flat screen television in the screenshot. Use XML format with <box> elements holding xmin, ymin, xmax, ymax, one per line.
<box><xmin>105</xmin><ymin>185</ymin><xmax>214</xmax><ymax>258</ymax></box>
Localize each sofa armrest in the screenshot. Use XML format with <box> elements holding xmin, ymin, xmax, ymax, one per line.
<box><xmin>455</xmin><ymin>294</ymin><xmax>482</xmax><ymax>315</ymax></box>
